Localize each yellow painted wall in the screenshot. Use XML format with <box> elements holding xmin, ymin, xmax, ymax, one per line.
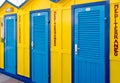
<box><xmin>74</xmin><ymin>0</ymin><xmax>104</xmax><ymax>4</ymax></box>
<box><xmin>0</xmin><ymin>16</ymin><xmax>4</xmax><ymax>69</ymax></box>
<box><xmin>50</xmin><ymin>1</ymin><xmax>72</xmax><ymax>83</ymax></box>
<box><xmin>17</xmin><ymin>12</ymin><xmax>30</xmax><ymax>77</ymax></box>
<box><xmin>110</xmin><ymin>0</ymin><xmax>120</xmax><ymax>83</ymax></box>
<box><xmin>50</xmin><ymin>2</ymin><xmax>72</xmax><ymax>83</ymax></box>
<box><xmin>110</xmin><ymin>0</ymin><xmax>120</xmax><ymax>3</ymax></box>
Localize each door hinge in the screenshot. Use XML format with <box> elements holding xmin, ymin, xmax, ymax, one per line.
<box><xmin>48</xmin><ymin>20</ymin><xmax>50</xmax><ymax>24</ymax></box>
<box><xmin>104</xmin><ymin>17</ymin><xmax>108</xmax><ymax>23</ymax></box>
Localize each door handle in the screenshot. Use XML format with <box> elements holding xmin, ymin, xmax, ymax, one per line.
<box><xmin>4</xmin><ymin>39</ymin><xmax>6</xmax><ymax>43</ymax></box>
<box><xmin>75</xmin><ymin>44</ymin><xmax>80</xmax><ymax>55</ymax></box>
<box><xmin>31</xmin><ymin>41</ymin><xmax>34</xmax><ymax>49</ymax></box>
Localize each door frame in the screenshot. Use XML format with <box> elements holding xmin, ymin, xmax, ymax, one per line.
<box><xmin>30</xmin><ymin>9</ymin><xmax>50</xmax><ymax>82</ymax></box>
<box><xmin>72</xmin><ymin>1</ymin><xmax>110</xmax><ymax>83</ymax></box>
<box><xmin>4</xmin><ymin>14</ymin><xmax>17</xmax><ymax>74</ymax></box>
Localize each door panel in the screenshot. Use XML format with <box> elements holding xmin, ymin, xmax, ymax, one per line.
<box><xmin>73</xmin><ymin>3</ymin><xmax>109</xmax><ymax>83</ymax></box>
<box><xmin>4</xmin><ymin>15</ymin><xmax>17</xmax><ymax>74</ymax></box>
<box><xmin>30</xmin><ymin>10</ymin><xmax>50</xmax><ymax>83</ymax></box>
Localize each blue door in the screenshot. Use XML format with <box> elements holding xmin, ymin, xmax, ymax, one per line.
<box><xmin>4</xmin><ymin>14</ymin><xmax>17</xmax><ymax>74</ymax></box>
<box><xmin>30</xmin><ymin>9</ymin><xmax>50</xmax><ymax>83</ymax></box>
<box><xmin>72</xmin><ymin>2</ymin><xmax>109</xmax><ymax>83</ymax></box>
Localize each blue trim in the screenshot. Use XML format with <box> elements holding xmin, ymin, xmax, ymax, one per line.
<box><xmin>72</xmin><ymin>1</ymin><xmax>108</xmax><ymax>8</ymax></box>
<box><xmin>72</xmin><ymin>1</ymin><xmax>110</xmax><ymax>83</ymax></box>
<box><xmin>30</xmin><ymin>10</ymin><xmax>32</xmax><ymax>79</ymax></box>
<box><xmin>30</xmin><ymin>9</ymin><xmax>50</xmax><ymax>83</ymax></box>
<box><xmin>105</xmin><ymin>2</ymin><xmax>110</xmax><ymax>83</ymax></box>
<box><xmin>3</xmin><ymin>14</ymin><xmax>33</xmax><ymax>83</ymax></box>
<box><xmin>0</xmin><ymin>0</ymin><xmax>6</xmax><ymax>8</ymax></box>
<box><xmin>6</xmin><ymin>0</ymin><xmax>28</xmax><ymax>8</ymax></box>
<box><xmin>71</xmin><ymin>5</ymin><xmax>75</xmax><ymax>83</ymax></box>
<box><xmin>50</xmin><ymin>0</ymin><xmax>60</xmax><ymax>3</ymax></box>
<box><xmin>48</xmin><ymin>9</ymin><xmax>51</xmax><ymax>83</ymax></box>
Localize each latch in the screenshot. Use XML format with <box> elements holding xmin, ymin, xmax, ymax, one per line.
<box><xmin>75</xmin><ymin>44</ymin><xmax>80</xmax><ymax>55</ymax></box>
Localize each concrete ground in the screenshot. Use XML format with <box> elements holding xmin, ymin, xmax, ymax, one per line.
<box><xmin>0</xmin><ymin>73</ymin><xmax>24</xmax><ymax>83</ymax></box>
